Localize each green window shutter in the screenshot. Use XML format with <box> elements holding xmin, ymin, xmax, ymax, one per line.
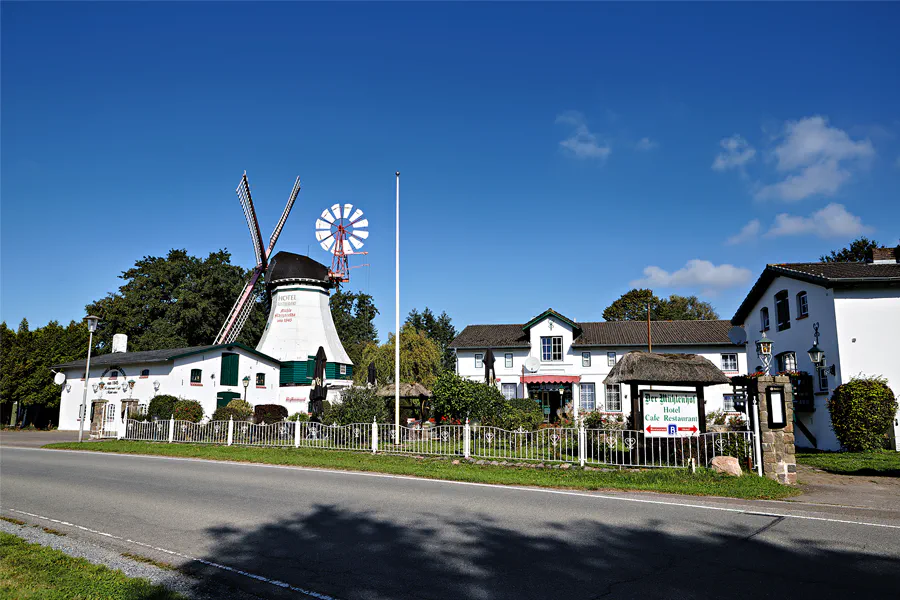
<box><xmin>220</xmin><ymin>353</ymin><xmax>239</xmax><ymax>386</ymax></box>
<box><xmin>279</xmin><ymin>361</ymin><xmax>310</xmax><ymax>386</ymax></box>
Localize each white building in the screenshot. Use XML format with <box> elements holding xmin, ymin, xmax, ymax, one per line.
<box><xmin>449</xmin><ymin>309</ymin><xmax>747</xmax><ymax>424</ymax></box>
<box><xmin>731</xmin><ymin>247</ymin><xmax>900</xmax><ymax>451</ymax></box>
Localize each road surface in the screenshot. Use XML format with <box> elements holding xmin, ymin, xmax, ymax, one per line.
<box><xmin>2</xmin><ymin>446</ymin><xmax>899</xmax><ymax>599</ymax></box>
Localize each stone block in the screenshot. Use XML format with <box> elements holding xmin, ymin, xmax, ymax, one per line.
<box><xmin>710</xmin><ymin>456</ymin><xmax>742</xmax><ymax>477</ymax></box>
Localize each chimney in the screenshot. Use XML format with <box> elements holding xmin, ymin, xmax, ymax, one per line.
<box><xmin>871</xmin><ymin>247</ymin><xmax>899</xmax><ymax>265</ymax></box>
<box><xmin>112</xmin><ymin>334</ymin><xmax>128</xmax><ymax>353</ymax></box>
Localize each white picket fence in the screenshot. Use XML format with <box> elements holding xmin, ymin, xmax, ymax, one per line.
<box><xmin>122</xmin><ymin>417</ymin><xmax>756</xmax><ymax>470</ymax></box>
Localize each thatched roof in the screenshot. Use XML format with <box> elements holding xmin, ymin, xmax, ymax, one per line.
<box><xmin>603</xmin><ymin>352</ymin><xmax>730</xmax><ymax>386</ymax></box>
<box><xmin>375</xmin><ymin>383</ymin><xmax>432</xmax><ymax>397</ymax></box>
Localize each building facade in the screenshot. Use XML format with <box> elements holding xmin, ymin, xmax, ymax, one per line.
<box><xmin>450</xmin><ymin>309</ymin><xmax>747</xmax><ymax>424</ymax></box>
<box><xmin>731</xmin><ymin>250</ymin><xmax>900</xmax><ymax>451</ymax></box>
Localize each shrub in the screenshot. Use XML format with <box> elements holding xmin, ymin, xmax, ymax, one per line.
<box><xmin>726</xmin><ymin>414</ymin><xmax>748</xmax><ymax>431</ymax></box>
<box><xmin>583</xmin><ymin>411</ymin><xmax>626</xmax><ymax>430</ymax></box>
<box><xmin>432</xmin><ymin>371</ymin><xmax>507</xmax><ymax>423</ymax></box>
<box><xmin>288</xmin><ymin>412</ymin><xmax>310</xmax><ymax>422</ymax></box>
<box><xmin>827</xmin><ymin>376</ymin><xmax>898</xmax><ymax>452</ymax></box>
<box><xmin>147</xmin><ymin>395</ymin><xmax>179</xmax><ymax>421</ymax></box>
<box><xmin>706</xmin><ymin>410</ymin><xmax>727</xmax><ymax>426</ymax></box>
<box><xmin>211</xmin><ymin>398</ymin><xmax>253</xmax><ymax>422</ymax></box>
<box><xmin>254</xmin><ymin>404</ymin><xmax>288</xmax><ymax>424</ymax></box>
<box><xmin>172</xmin><ymin>400</ymin><xmax>203</xmax><ymax>423</ymax></box>
<box><xmin>323</xmin><ymin>386</ymin><xmax>388</xmax><ymax>425</ymax></box>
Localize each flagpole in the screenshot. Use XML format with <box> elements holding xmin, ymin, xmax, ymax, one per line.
<box><xmin>394</xmin><ymin>171</ymin><xmax>401</xmax><ymax>444</ymax></box>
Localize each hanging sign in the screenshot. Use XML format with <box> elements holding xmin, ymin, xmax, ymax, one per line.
<box><xmin>642</xmin><ymin>390</ymin><xmax>700</xmax><ymax>437</ymax></box>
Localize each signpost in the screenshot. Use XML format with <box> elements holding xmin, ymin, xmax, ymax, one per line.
<box><xmin>642</xmin><ymin>390</ymin><xmax>700</xmax><ymax>437</ymax></box>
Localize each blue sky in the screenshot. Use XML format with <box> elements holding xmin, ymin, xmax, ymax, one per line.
<box><xmin>2</xmin><ymin>2</ymin><xmax>899</xmax><ymax>340</ymax></box>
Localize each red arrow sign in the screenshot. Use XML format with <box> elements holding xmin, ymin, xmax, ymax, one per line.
<box><xmin>678</xmin><ymin>426</ymin><xmax>698</xmax><ymax>433</ymax></box>
<box><xmin>645</xmin><ymin>425</ymin><xmax>667</xmax><ymax>433</ymax></box>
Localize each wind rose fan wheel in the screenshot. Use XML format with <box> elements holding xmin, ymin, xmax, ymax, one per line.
<box><xmin>315</xmin><ymin>203</ymin><xmax>369</xmax><ymax>254</ymax></box>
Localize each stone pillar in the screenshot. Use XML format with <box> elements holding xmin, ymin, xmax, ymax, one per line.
<box><xmin>754</xmin><ymin>375</ymin><xmax>797</xmax><ymax>485</ymax></box>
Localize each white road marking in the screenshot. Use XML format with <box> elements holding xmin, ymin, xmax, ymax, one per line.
<box><xmin>9</xmin><ymin>446</ymin><xmax>900</xmax><ymax>530</ymax></box>
<box><xmin>4</xmin><ymin>508</ymin><xmax>340</xmax><ymax>600</ymax></box>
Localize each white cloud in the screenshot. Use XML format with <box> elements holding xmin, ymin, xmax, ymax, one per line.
<box><xmin>556</xmin><ymin>111</ymin><xmax>611</xmax><ymax>160</ymax></box>
<box><xmin>712</xmin><ymin>135</ymin><xmax>756</xmax><ymax>171</ymax></box>
<box><xmin>726</xmin><ymin>219</ymin><xmax>761</xmax><ymax>245</ymax></box>
<box><xmin>765</xmin><ymin>203</ymin><xmax>873</xmax><ymax>239</ymax></box>
<box><xmin>631</xmin><ymin>259</ymin><xmax>752</xmax><ymax>293</ymax></box>
<box><xmin>635</xmin><ymin>137</ymin><xmax>659</xmax><ymax>151</ymax></box>
<box><xmin>756</xmin><ymin>116</ymin><xmax>874</xmax><ymax>201</ymax></box>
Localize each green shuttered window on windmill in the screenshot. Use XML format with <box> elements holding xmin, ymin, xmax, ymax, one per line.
<box><xmin>220</xmin><ymin>353</ymin><xmax>239</xmax><ymax>386</ymax></box>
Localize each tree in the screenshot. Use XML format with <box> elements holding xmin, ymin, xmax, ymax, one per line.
<box><xmin>85</xmin><ymin>249</ymin><xmax>268</xmax><ymax>352</ymax></box>
<box><xmin>827</xmin><ymin>376</ymin><xmax>898</xmax><ymax>451</ymax></box>
<box><xmin>353</xmin><ymin>325</ymin><xmax>442</xmax><ymax>388</ymax></box>
<box><xmin>602</xmin><ymin>289</ymin><xmax>719</xmax><ymax>321</ymax></box>
<box><xmin>820</xmin><ymin>237</ymin><xmax>880</xmax><ymax>263</ymax></box>
<box><xmin>330</xmin><ymin>289</ymin><xmax>379</xmax><ymax>367</ymax></box>
<box><xmin>405</xmin><ymin>307</ymin><xmax>457</xmax><ymax>372</ymax></box>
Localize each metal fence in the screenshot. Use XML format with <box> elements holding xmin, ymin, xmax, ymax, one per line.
<box><xmin>121</xmin><ymin>418</ymin><xmax>756</xmax><ymax>471</ymax></box>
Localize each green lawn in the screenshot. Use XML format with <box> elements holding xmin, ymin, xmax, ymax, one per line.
<box><xmin>46</xmin><ymin>440</ymin><xmax>798</xmax><ymax>500</ymax></box>
<box><xmin>796</xmin><ymin>449</ymin><xmax>900</xmax><ymax>476</ymax></box>
<box><xmin>0</xmin><ymin>532</ymin><xmax>185</xmax><ymax>599</ymax></box>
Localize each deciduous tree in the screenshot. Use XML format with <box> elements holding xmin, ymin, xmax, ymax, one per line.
<box><xmin>602</xmin><ymin>289</ymin><xmax>719</xmax><ymax>321</ymax></box>
<box><xmin>405</xmin><ymin>307</ymin><xmax>457</xmax><ymax>372</ymax></box>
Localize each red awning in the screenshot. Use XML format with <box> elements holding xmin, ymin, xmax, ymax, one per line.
<box><xmin>521</xmin><ymin>375</ymin><xmax>581</xmax><ymax>384</ymax></box>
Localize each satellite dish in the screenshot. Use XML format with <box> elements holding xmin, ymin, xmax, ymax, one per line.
<box><xmin>727</xmin><ymin>326</ymin><xmax>748</xmax><ymax>345</ymax></box>
<box><xmin>53</xmin><ymin>372</ymin><xmax>66</xmax><ymax>385</ymax></box>
<box><xmin>524</xmin><ymin>357</ymin><xmax>540</xmax><ymax>373</ymax></box>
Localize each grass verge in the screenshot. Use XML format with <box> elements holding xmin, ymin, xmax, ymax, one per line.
<box><xmin>45</xmin><ymin>440</ymin><xmax>798</xmax><ymax>500</ymax></box>
<box><xmin>121</xmin><ymin>552</ymin><xmax>177</xmax><ymax>571</ymax></box>
<box><xmin>0</xmin><ymin>531</ymin><xmax>185</xmax><ymax>599</ymax></box>
<box><xmin>796</xmin><ymin>449</ymin><xmax>900</xmax><ymax>476</ymax></box>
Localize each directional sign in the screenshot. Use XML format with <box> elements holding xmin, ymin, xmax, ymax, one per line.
<box><xmin>642</xmin><ymin>391</ymin><xmax>700</xmax><ymax>437</ymax></box>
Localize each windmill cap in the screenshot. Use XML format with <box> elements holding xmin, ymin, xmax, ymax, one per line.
<box><xmin>266</xmin><ymin>252</ymin><xmax>331</xmax><ymax>294</ymax></box>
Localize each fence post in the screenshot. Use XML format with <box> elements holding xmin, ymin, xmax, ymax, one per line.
<box><xmin>578</xmin><ymin>422</ymin><xmax>586</xmax><ymax>467</ymax></box>
<box><xmin>168</xmin><ymin>415</ymin><xmax>175</xmax><ymax>443</ymax></box>
<box><xmin>464</xmin><ymin>418</ymin><xmax>471</xmax><ymax>459</ymax></box>
<box><xmin>293</xmin><ymin>417</ymin><xmax>301</xmax><ymax>448</ymax></box>
<box><xmin>227</xmin><ymin>416</ymin><xmax>234</xmax><ymax>446</ymax></box>
<box><xmin>372</xmin><ymin>417</ymin><xmax>378</xmax><ymax>454</ymax></box>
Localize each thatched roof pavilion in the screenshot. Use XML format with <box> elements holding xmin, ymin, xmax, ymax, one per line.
<box><xmin>375</xmin><ymin>383</ymin><xmax>432</xmax><ymax>398</ymax></box>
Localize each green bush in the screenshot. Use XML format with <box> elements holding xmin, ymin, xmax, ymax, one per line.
<box><xmin>432</xmin><ymin>371</ymin><xmax>508</xmax><ymax>423</ymax></box>
<box><xmin>583</xmin><ymin>411</ymin><xmax>626</xmax><ymax>430</ymax></box>
<box><xmin>827</xmin><ymin>376</ymin><xmax>898</xmax><ymax>452</ymax></box>
<box><xmin>147</xmin><ymin>395</ymin><xmax>179</xmax><ymax>421</ymax></box>
<box><xmin>254</xmin><ymin>404</ymin><xmax>288</xmax><ymax>424</ymax></box>
<box><xmin>288</xmin><ymin>412</ymin><xmax>310</xmax><ymax>422</ymax></box>
<box><xmin>172</xmin><ymin>400</ymin><xmax>203</xmax><ymax>423</ymax></box>
<box><xmin>706</xmin><ymin>410</ymin><xmax>727</xmax><ymax>426</ymax></box>
<box><xmin>323</xmin><ymin>386</ymin><xmax>388</xmax><ymax>425</ymax></box>
<box><xmin>211</xmin><ymin>398</ymin><xmax>253</xmax><ymax>422</ymax></box>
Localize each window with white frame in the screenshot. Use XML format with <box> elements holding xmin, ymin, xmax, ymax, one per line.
<box><xmin>723</xmin><ymin>394</ymin><xmax>738</xmax><ymax>412</ymax></box>
<box><xmin>581</xmin><ymin>383</ymin><xmax>596</xmax><ymax>411</ymax></box>
<box><xmin>106</xmin><ymin>403</ymin><xmax>116</xmax><ymax>421</ymax></box>
<box><xmin>721</xmin><ymin>353</ymin><xmax>738</xmax><ymax>372</ymax></box>
<box><xmin>339</xmin><ymin>364</ymin><xmax>347</xmax><ymax>376</ymax></box>
<box><xmin>541</xmin><ymin>336</ymin><xmax>562</xmax><ymax>361</ymax></box>
<box><xmin>817</xmin><ymin>367</ymin><xmax>829</xmax><ymax>392</ymax></box>
<box><xmin>605</xmin><ymin>384</ymin><xmax>622</xmax><ymax>412</ymax></box>
<box><xmin>582</xmin><ymin>352</ymin><xmax>591</xmax><ymax>367</ymax></box>
<box><xmin>475</xmin><ymin>354</ymin><xmax>483</xmax><ymax>369</ymax></box>
<box><xmin>505</xmin><ymin>353</ymin><xmax>513</xmax><ymax>368</ymax></box>
<box><xmin>501</xmin><ymin>383</ymin><xmax>517</xmax><ymax>399</ymax></box>
<box><xmin>760</xmin><ymin>307</ymin><xmax>770</xmax><ymax>332</ymax></box>
<box><xmin>138</xmin><ymin>403</ymin><xmax>147</xmax><ymax>415</ymax></box>
<box><xmin>797</xmin><ymin>291</ymin><xmax>809</xmax><ymax>318</ymax></box>
<box><xmin>607</xmin><ymin>352</ymin><xmax>616</xmax><ymax>367</ymax></box>
<box><xmin>777</xmin><ymin>352</ymin><xmax>797</xmax><ymax>372</ymax></box>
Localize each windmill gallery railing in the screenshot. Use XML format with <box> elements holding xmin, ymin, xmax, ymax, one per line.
<box><xmin>121</xmin><ymin>418</ymin><xmax>756</xmax><ymax>471</ymax></box>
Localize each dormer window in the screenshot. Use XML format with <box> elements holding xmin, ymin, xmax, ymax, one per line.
<box><xmin>541</xmin><ymin>336</ymin><xmax>562</xmax><ymax>361</ymax></box>
<box><xmin>760</xmin><ymin>307</ymin><xmax>770</xmax><ymax>332</ymax></box>
<box><xmin>796</xmin><ymin>291</ymin><xmax>809</xmax><ymax>319</ymax></box>
<box><xmin>775</xmin><ymin>290</ymin><xmax>790</xmax><ymax>331</ymax></box>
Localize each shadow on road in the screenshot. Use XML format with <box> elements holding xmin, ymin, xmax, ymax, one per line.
<box><xmin>188</xmin><ymin>504</ymin><xmax>900</xmax><ymax>600</ymax></box>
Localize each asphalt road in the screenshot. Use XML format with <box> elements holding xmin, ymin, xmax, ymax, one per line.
<box><xmin>2</xmin><ymin>447</ymin><xmax>899</xmax><ymax>600</ymax></box>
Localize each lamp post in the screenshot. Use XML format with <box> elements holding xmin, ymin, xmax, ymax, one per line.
<box><xmin>751</xmin><ymin>334</ymin><xmax>773</xmax><ymax>477</ymax></box>
<box><xmin>78</xmin><ymin>315</ymin><xmax>100</xmax><ymax>443</ymax></box>
<box><xmin>756</xmin><ymin>334</ymin><xmax>774</xmax><ymax>375</ymax></box>
<box><xmin>242</xmin><ymin>376</ymin><xmax>250</xmax><ymax>403</ymax></box>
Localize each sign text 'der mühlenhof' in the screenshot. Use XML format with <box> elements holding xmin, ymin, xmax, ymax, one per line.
<box><xmin>642</xmin><ymin>391</ymin><xmax>700</xmax><ymax>437</ymax></box>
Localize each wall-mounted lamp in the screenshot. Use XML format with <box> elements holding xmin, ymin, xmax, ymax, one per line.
<box><xmin>92</xmin><ymin>383</ymin><xmax>99</xmax><ymax>393</ymax></box>
<box><xmin>152</xmin><ymin>380</ymin><xmax>161</xmax><ymax>392</ymax></box>
<box><xmin>807</xmin><ymin>322</ymin><xmax>836</xmax><ymax>375</ymax></box>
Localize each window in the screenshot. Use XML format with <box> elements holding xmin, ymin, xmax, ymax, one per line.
<box><xmin>106</xmin><ymin>403</ymin><xmax>116</xmax><ymax>421</ymax></box>
<box><xmin>796</xmin><ymin>292</ymin><xmax>809</xmax><ymax>318</ymax></box>
<box><xmin>775</xmin><ymin>290</ymin><xmax>791</xmax><ymax>331</ymax></box>
<box><xmin>501</xmin><ymin>383</ymin><xmax>517</xmax><ymax>399</ymax></box>
<box><xmin>817</xmin><ymin>367</ymin><xmax>829</xmax><ymax>392</ymax></box>
<box><xmin>605</xmin><ymin>384</ymin><xmax>622</xmax><ymax>412</ymax></box>
<box><xmin>777</xmin><ymin>352</ymin><xmax>797</xmax><ymax>372</ymax></box>
<box><xmin>607</xmin><ymin>352</ymin><xmax>617</xmax><ymax>367</ymax></box>
<box><xmin>581</xmin><ymin>383</ymin><xmax>596</xmax><ymax>411</ymax></box>
<box><xmin>760</xmin><ymin>307</ymin><xmax>770</xmax><ymax>332</ymax></box>
<box><xmin>475</xmin><ymin>353</ymin><xmax>483</xmax><ymax>369</ymax></box>
<box><xmin>109</xmin><ymin>371</ymin><xmax>118</xmax><ymax>379</ymax></box>
<box><xmin>340</xmin><ymin>364</ymin><xmax>348</xmax><ymax>375</ymax></box>
<box><xmin>582</xmin><ymin>352</ymin><xmax>591</xmax><ymax>368</ymax></box>
<box><xmin>505</xmin><ymin>353</ymin><xmax>513</xmax><ymax>369</ymax></box>
<box><xmin>140</xmin><ymin>369</ymin><xmax>150</xmax><ymax>378</ymax></box>
<box><xmin>721</xmin><ymin>353</ymin><xmax>738</xmax><ymax>372</ymax></box>
<box><xmin>190</xmin><ymin>368</ymin><xmax>202</xmax><ymax>384</ymax></box>
<box><xmin>256</xmin><ymin>373</ymin><xmax>266</xmax><ymax>386</ymax></box>
<box><xmin>138</xmin><ymin>403</ymin><xmax>147</xmax><ymax>415</ymax></box>
<box><xmin>541</xmin><ymin>336</ymin><xmax>562</xmax><ymax>361</ymax></box>
<box><xmin>723</xmin><ymin>394</ymin><xmax>738</xmax><ymax>412</ymax></box>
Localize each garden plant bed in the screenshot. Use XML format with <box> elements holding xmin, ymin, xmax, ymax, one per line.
<box><xmin>796</xmin><ymin>449</ymin><xmax>900</xmax><ymax>477</ymax></box>
<box><xmin>46</xmin><ymin>440</ymin><xmax>798</xmax><ymax>500</ymax></box>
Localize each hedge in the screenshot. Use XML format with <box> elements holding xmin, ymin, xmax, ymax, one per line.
<box><xmin>211</xmin><ymin>399</ymin><xmax>253</xmax><ymax>422</ymax></box>
<box><xmin>147</xmin><ymin>395</ymin><xmax>179</xmax><ymax>421</ymax></box>
<box><xmin>172</xmin><ymin>400</ymin><xmax>203</xmax><ymax>423</ymax></box>
<box><xmin>254</xmin><ymin>404</ymin><xmax>288</xmax><ymax>424</ymax></box>
<box><xmin>827</xmin><ymin>376</ymin><xmax>898</xmax><ymax>452</ymax></box>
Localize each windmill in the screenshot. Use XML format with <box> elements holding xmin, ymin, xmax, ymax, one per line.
<box><xmin>315</xmin><ymin>203</ymin><xmax>369</xmax><ymax>283</ymax></box>
<box><xmin>214</xmin><ymin>172</ymin><xmax>301</xmax><ymax>345</ymax></box>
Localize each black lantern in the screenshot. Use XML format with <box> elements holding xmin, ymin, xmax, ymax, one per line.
<box><xmin>755</xmin><ymin>334</ymin><xmax>774</xmax><ymax>374</ymax></box>
<box><xmin>807</xmin><ymin>322</ymin><xmax>825</xmax><ymax>366</ymax></box>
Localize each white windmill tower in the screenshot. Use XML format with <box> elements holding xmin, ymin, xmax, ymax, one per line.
<box><xmin>315</xmin><ymin>203</ymin><xmax>369</xmax><ymax>284</ymax></box>
<box><xmin>214</xmin><ymin>172</ymin><xmax>301</xmax><ymax>345</ymax></box>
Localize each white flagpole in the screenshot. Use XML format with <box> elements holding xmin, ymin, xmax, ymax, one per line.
<box><xmin>394</xmin><ymin>171</ymin><xmax>401</xmax><ymax>444</ymax></box>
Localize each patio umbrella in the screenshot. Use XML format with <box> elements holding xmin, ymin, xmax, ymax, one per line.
<box><xmin>310</xmin><ymin>346</ymin><xmax>328</xmax><ymax>418</ymax></box>
<box><xmin>484</xmin><ymin>348</ymin><xmax>496</xmax><ymax>384</ymax></box>
<box><xmin>367</xmin><ymin>362</ymin><xmax>377</xmax><ymax>387</ymax></box>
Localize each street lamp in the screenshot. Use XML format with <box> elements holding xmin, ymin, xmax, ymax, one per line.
<box><xmin>242</xmin><ymin>375</ymin><xmax>250</xmax><ymax>403</ymax></box>
<box><xmin>807</xmin><ymin>322</ymin><xmax>825</xmax><ymax>367</ymax></box>
<box><xmin>756</xmin><ymin>334</ymin><xmax>774</xmax><ymax>375</ymax></box>
<box><xmin>78</xmin><ymin>315</ymin><xmax>100</xmax><ymax>443</ymax></box>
